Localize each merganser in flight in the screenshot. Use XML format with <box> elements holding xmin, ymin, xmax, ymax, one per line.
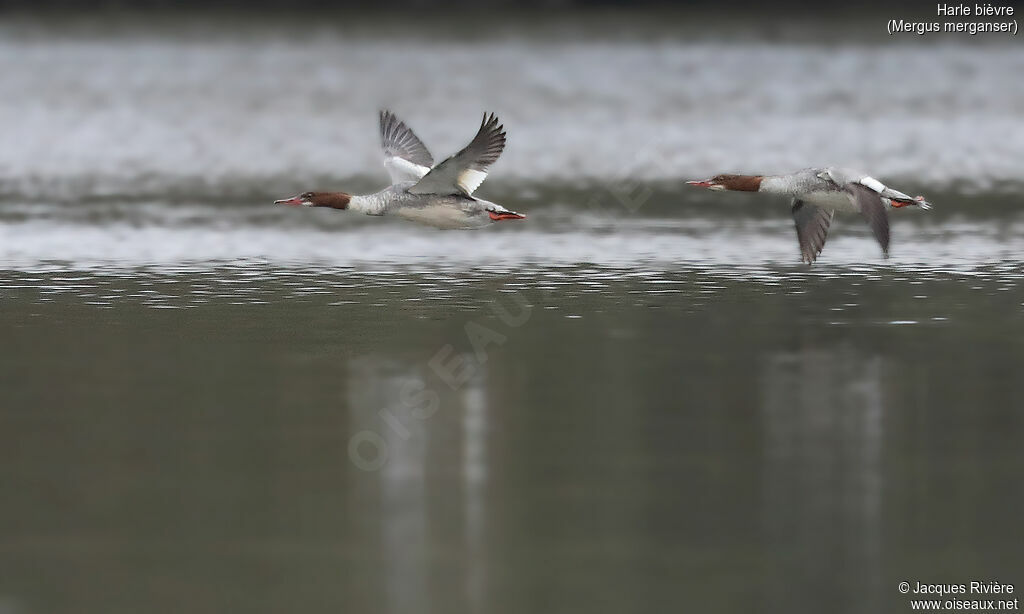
<box><xmin>275</xmin><ymin>111</ymin><xmax>525</xmax><ymax>229</ymax></box>
<box><xmin>687</xmin><ymin>168</ymin><xmax>932</xmax><ymax>264</ymax></box>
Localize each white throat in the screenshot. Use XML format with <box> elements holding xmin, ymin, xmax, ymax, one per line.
<box><xmin>349</xmin><ymin>194</ymin><xmax>385</xmax><ymax>215</ymax></box>
<box><xmin>757</xmin><ymin>175</ymin><xmax>794</xmax><ymax>195</ymax></box>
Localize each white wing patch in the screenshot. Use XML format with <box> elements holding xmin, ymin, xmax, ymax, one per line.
<box><xmin>459</xmin><ymin>169</ymin><xmax>489</xmax><ymax>195</ymax></box>
<box><xmin>384</xmin><ymin>157</ymin><xmax>431</xmax><ymax>184</ymax></box>
<box><xmin>858</xmin><ymin>175</ymin><xmax>887</xmax><ymax>193</ymax></box>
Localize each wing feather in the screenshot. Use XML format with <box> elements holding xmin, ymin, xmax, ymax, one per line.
<box><xmin>380</xmin><ymin>110</ymin><xmax>433</xmax><ymax>184</ymax></box>
<box><xmin>792</xmin><ymin>199</ymin><xmax>835</xmax><ymax>264</ymax></box>
<box><xmin>846</xmin><ymin>183</ymin><xmax>890</xmax><ymax>257</ymax></box>
<box><xmin>408</xmin><ymin>112</ymin><xmax>506</xmax><ymax>196</ymax></box>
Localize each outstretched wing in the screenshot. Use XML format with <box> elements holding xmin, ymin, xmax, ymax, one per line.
<box><xmin>792</xmin><ymin>199</ymin><xmax>835</xmax><ymax>265</ymax></box>
<box><xmin>380</xmin><ymin>110</ymin><xmax>434</xmax><ymax>184</ymax></box>
<box><xmin>408</xmin><ymin>112</ymin><xmax>506</xmax><ymax>196</ymax></box>
<box><xmin>845</xmin><ymin>182</ymin><xmax>890</xmax><ymax>257</ymax></box>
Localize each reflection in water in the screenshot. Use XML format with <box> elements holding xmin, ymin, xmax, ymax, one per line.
<box><xmin>462</xmin><ymin>379</ymin><xmax>488</xmax><ymax>614</ymax></box>
<box><xmin>348</xmin><ymin>358</ymin><xmax>429</xmax><ymax>613</ymax></box>
<box><xmin>346</xmin><ymin>356</ymin><xmax>490</xmax><ymax>614</ymax></box>
<box><xmin>761</xmin><ymin>348</ymin><xmax>884</xmax><ymax>613</ymax></box>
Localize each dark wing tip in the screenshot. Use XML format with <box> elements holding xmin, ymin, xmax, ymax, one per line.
<box><xmin>792</xmin><ymin>199</ymin><xmax>833</xmax><ymax>265</ymax></box>
<box><xmin>802</xmin><ymin>243</ymin><xmax>819</xmax><ymax>265</ymax></box>
<box><xmin>464</xmin><ymin>111</ymin><xmax>506</xmax><ymax>170</ymax></box>
<box><xmin>481</xmin><ymin>111</ymin><xmax>506</xmax><ymax>135</ymax></box>
<box><xmin>379</xmin><ymin>110</ymin><xmax>434</xmax><ymax>169</ymax></box>
<box><xmin>379</xmin><ymin>110</ymin><xmax>395</xmax><ymax>140</ymax></box>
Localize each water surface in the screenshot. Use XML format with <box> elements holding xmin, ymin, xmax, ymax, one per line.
<box><xmin>1</xmin><ymin>11</ymin><xmax>1023</xmax><ymax>614</ymax></box>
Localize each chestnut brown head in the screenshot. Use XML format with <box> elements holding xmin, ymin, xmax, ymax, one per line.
<box><xmin>274</xmin><ymin>191</ymin><xmax>351</xmax><ymax>209</ymax></box>
<box><xmin>686</xmin><ymin>174</ymin><xmax>764</xmax><ymax>192</ymax></box>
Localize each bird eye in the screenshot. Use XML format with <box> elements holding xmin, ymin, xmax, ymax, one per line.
<box><xmin>301</xmin><ymin>192</ymin><xmax>312</xmax><ymax>198</ymax></box>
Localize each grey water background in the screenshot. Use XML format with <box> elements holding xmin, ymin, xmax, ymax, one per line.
<box><xmin>1</xmin><ymin>7</ymin><xmax>1023</xmax><ymax>614</ymax></box>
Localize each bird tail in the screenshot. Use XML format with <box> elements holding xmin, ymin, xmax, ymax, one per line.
<box><xmin>488</xmin><ymin>210</ymin><xmax>526</xmax><ymax>221</ymax></box>
<box><xmin>889</xmin><ymin>195</ymin><xmax>932</xmax><ymax>210</ymax></box>
<box><xmin>486</xmin><ymin>203</ymin><xmax>526</xmax><ymax>221</ymax></box>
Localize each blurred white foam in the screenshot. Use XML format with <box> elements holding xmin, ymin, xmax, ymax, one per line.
<box><xmin>1</xmin><ymin>20</ymin><xmax>1022</xmax><ymax>201</ymax></box>
<box><xmin>1</xmin><ymin>212</ymin><xmax>1020</xmax><ymax>272</ymax></box>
